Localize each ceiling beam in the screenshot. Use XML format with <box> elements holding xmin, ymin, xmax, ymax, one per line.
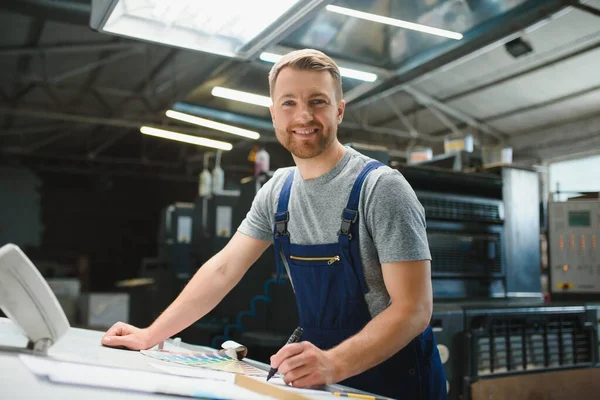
<box><xmin>1</xmin><ymin>147</ymin><xmax>184</xmax><ymax>169</ymax></box>
<box><xmin>518</xmin><ymin>133</ymin><xmax>600</xmax><ymax>164</ymax></box>
<box><xmin>340</xmin><ymin>121</ymin><xmax>440</xmax><ymax>142</ymax></box>
<box><xmin>88</xmin><ymin>132</ymin><xmax>129</xmax><ymax>159</ymax></box>
<box><xmin>573</xmin><ymin>1</ymin><xmax>600</xmax><ymax>17</ymax></box>
<box><xmin>113</xmin><ymin>48</ymin><xmax>179</xmax><ymax>114</ymax></box>
<box><xmin>240</xmin><ymin>1</ymin><xmax>335</xmax><ymax>60</ymax></box>
<box><xmin>0</xmin><ymin>42</ymin><xmax>145</xmax><ymax>56</ymax></box>
<box><xmin>481</xmin><ymin>83</ymin><xmax>600</xmax><ymax>122</ymax></box>
<box><xmin>0</xmin><ymin>148</ymin><xmax>270</xmax><ymax>181</ymax></box>
<box><xmin>39</xmin><ymin>80</ymin><xmax>66</xmax><ymax>109</ymax></box>
<box><xmin>509</xmin><ymin>110</ymin><xmax>600</xmax><ymax>150</ymax></box>
<box><xmin>22</xmin><ymin>80</ymin><xmax>146</xmax><ymax>100</ymax></box>
<box><xmin>0</xmin><ymin>107</ymin><xmax>278</xmax><ymax>144</ymax></box>
<box><xmin>383</xmin><ymin>97</ymin><xmax>419</xmax><ymax>138</ymax></box>
<box><xmin>347</xmin><ymin>84</ymin><xmax>508</xmax><ymax>143</ymax></box>
<box><xmin>420</xmin><ymin>102</ymin><xmax>464</xmax><ymax>138</ymax></box>
<box><xmin>172</xmin><ymin>103</ymin><xmax>274</xmax><ymax>131</ymax></box>
<box><xmin>402</xmin><ymin>85</ymin><xmax>507</xmax><ymax>142</ymax></box>
<box><xmin>48</xmin><ymin>49</ymin><xmax>143</xmax><ymax>85</ymax></box>
<box><xmin>0</xmin><ymin>123</ymin><xmax>71</xmax><ymax>136</ymax></box>
<box><xmin>27</xmin><ymin>129</ymin><xmax>75</xmax><ymax>152</ymax></box>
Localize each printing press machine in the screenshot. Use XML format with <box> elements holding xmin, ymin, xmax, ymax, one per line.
<box><xmin>401</xmin><ymin>165</ymin><xmax>600</xmax><ymax>399</ymax></box>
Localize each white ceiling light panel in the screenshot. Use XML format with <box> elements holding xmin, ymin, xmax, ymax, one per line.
<box><xmin>91</xmin><ymin>0</ymin><xmax>306</xmax><ymax>58</ymax></box>
<box><xmin>140</xmin><ymin>126</ymin><xmax>233</xmax><ymax>150</ymax></box>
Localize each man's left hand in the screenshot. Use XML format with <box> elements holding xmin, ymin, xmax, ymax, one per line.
<box><xmin>270</xmin><ymin>341</ymin><xmax>340</xmax><ymax>387</ymax></box>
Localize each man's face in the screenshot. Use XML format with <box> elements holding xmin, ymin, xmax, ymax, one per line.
<box><xmin>269</xmin><ymin>68</ymin><xmax>345</xmax><ymax>159</ymax></box>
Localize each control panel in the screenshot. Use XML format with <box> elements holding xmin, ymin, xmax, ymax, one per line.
<box><xmin>549</xmin><ymin>200</ymin><xmax>600</xmax><ymax>294</ymax></box>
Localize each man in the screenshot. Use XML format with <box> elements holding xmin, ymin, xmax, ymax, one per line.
<box><xmin>102</xmin><ymin>49</ymin><xmax>446</xmax><ymax>399</ymax></box>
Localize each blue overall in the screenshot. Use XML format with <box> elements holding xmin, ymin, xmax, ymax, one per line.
<box><xmin>273</xmin><ymin>161</ymin><xmax>446</xmax><ymax>400</ymax></box>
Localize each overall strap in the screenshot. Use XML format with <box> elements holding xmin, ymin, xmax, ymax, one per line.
<box><xmin>274</xmin><ymin>169</ymin><xmax>295</xmax><ymax>237</ymax></box>
<box><xmin>273</xmin><ymin>169</ymin><xmax>295</xmax><ymax>279</ymax></box>
<box><xmin>339</xmin><ymin>160</ymin><xmax>384</xmax><ymax>238</ymax></box>
<box><xmin>338</xmin><ymin>160</ymin><xmax>384</xmax><ymax>294</ymax></box>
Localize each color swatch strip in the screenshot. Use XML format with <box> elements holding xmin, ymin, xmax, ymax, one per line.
<box><xmin>141</xmin><ymin>349</ymin><xmax>267</xmax><ymax>376</ymax></box>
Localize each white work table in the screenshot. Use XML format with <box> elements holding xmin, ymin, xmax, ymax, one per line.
<box><xmin>0</xmin><ymin>318</ymin><xmax>376</xmax><ymax>400</ymax></box>
<box><xmin>1</xmin><ymin>318</ymin><xmax>191</xmax><ymax>399</ymax></box>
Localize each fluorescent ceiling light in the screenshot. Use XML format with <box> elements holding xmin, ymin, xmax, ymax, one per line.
<box><xmin>140</xmin><ymin>126</ymin><xmax>232</xmax><ymax>150</ymax></box>
<box><xmin>90</xmin><ymin>0</ymin><xmax>302</xmax><ymax>58</ymax></box>
<box><xmin>260</xmin><ymin>52</ymin><xmax>377</xmax><ymax>82</ymax></box>
<box><xmin>337</xmin><ymin>67</ymin><xmax>377</xmax><ymax>82</ymax></box>
<box><xmin>259</xmin><ymin>52</ymin><xmax>285</xmax><ymax>64</ymax></box>
<box><xmin>326</xmin><ymin>5</ymin><xmax>463</xmax><ymax>40</ymax></box>
<box><xmin>166</xmin><ymin>110</ymin><xmax>260</xmax><ymax>140</ymax></box>
<box><xmin>211</xmin><ymin>87</ymin><xmax>272</xmax><ymax>108</ymax></box>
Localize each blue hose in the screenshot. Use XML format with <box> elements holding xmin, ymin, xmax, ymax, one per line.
<box><xmin>211</xmin><ymin>277</ymin><xmax>287</xmax><ymax>348</ymax></box>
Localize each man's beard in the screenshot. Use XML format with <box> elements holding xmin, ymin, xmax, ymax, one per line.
<box><xmin>276</xmin><ymin>125</ymin><xmax>337</xmax><ymax>159</ymax></box>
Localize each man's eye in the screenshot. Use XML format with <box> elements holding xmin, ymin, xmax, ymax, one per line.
<box><xmin>311</xmin><ymin>99</ymin><xmax>326</xmax><ymax>105</ymax></box>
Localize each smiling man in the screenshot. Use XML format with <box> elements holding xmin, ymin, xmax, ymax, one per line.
<box><xmin>101</xmin><ymin>49</ymin><xmax>445</xmax><ymax>399</ymax></box>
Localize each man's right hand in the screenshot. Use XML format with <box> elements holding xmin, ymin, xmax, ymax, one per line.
<box><xmin>101</xmin><ymin>321</ymin><xmax>154</xmax><ymax>351</ymax></box>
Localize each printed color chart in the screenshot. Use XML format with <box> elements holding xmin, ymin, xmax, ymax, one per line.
<box><xmin>141</xmin><ymin>349</ymin><xmax>267</xmax><ymax>376</ymax></box>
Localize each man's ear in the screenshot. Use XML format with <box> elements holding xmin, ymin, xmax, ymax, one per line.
<box><xmin>337</xmin><ymin>99</ymin><xmax>346</xmax><ymax>124</ymax></box>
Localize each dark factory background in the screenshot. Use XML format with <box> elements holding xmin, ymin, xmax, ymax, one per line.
<box><xmin>1</xmin><ymin>1</ymin><xmax>600</xmax><ymax>399</ymax></box>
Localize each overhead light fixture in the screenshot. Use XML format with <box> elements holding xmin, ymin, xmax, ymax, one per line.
<box><xmin>258</xmin><ymin>52</ymin><xmax>286</xmax><ymax>64</ymax></box>
<box><xmin>326</xmin><ymin>5</ymin><xmax>463</xmax><ymax>40</ymax></box>
<box><xmin>505</xmin><ymin>37</ymin><xmax>533</xmax><ymax>58</ymax></box>
<box><xmin>140</xmin><ymin>126</ymin><xmax>232</xmax><ymax>151</ymax></box>
<box><xmin>259</xmin><ymin>52</ymin><xmax>378</xmax><ymax>82</ymax></box>
<box><xmin>211</xmin><ymin>87</ymin><xmax>272</xmax><ymax>108</ymax></box>
<box><xmin>166</xmin><ymin>110</ymin><xmax>260</xmax><ymax>140</ymax></box>
<box><xmin>89</xmin><ymin>0</ymin><xmax>329</xmax><ymax>59</ymax></box>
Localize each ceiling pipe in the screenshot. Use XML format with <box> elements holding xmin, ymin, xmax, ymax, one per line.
<box><xmin>172</xmin><ymin>102</ymin><xmax>274</xmax><ymax>132</ymax></box>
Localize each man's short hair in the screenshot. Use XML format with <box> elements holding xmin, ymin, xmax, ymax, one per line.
<box><xmin>268</xmin><ymin>49</ymin><xmax>343</xmax><ymax>101</ymax></box>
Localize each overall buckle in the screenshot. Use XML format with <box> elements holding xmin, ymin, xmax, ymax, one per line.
<box><xmin>274</xmin><ymin>211</ymin><xmax>289</xmax><ymax>237</ymax></box>
<box><xmin>338</xmin><ymin>208</ymin><xmax>357</xmax><ymax>239</ymax></box>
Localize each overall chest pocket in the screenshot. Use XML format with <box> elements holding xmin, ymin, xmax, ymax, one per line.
<box><xmin>287</xmin><ymin>252</ymin><xmax>368</xmax><ymax>329</ymax></box>
<box><xmin>289</xmin><ymin>255</ymin><xmax>341</xmax><ymax>266</ymax></box>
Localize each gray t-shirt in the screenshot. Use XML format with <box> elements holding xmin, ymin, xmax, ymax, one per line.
<box><xmin>237</xmin><ymin>147</ymin><xmax>431</xmax><ymax>317</ymax></box>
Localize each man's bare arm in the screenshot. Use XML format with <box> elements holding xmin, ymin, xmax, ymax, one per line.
<box><xmin>102</xmin><ymin>231</ymin><xmax>270</xmax><ymax>349</ymax></box>
<box><xmin>327</xmin><ymin>260</ymin><xmax>433</xmax><ymax>381</ymax></box>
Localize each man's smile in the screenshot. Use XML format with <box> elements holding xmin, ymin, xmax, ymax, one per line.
<box><xmin>291</xmin><ymin>127</ymin><xmax>320</xmax><ymax>136</ymax></box>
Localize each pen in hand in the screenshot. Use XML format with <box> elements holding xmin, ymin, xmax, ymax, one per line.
<box><xmin>266</xmin><ymin>326</ymin><xmax>303</xmax><ymax>381</ymax></box>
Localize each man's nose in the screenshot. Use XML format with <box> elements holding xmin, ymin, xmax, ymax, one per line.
<box><xmin>295</xmin><ymin>103</ymin><xmax>313</xmax><ymax>124</ymax></box>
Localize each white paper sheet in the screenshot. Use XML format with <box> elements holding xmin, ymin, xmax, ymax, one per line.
<box><xmin>246</xmin><ymin>376</ymin><xmax>336</xmax><ymax>399</ymax></box>
<box><xmin>148</xmin><ymin>363</ymin><xmax>337</xmax><ymax>397</ymax></box>
<box><xmin>149</xmin><ymin>362</ymin><xmax>236</xmax><ymax>383</ymax></box>
<box><xmin>19</xmin><ymin>355</ymin><xmax>270</xmax><ymax>400</ymax></box>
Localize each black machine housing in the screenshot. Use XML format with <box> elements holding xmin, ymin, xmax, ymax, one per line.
<box><xmin>398</xmin><ymin>165</ymin><xmax>542</xmax><ymax>300</ymax></box>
